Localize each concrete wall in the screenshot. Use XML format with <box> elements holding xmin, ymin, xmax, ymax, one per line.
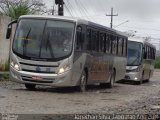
<box><xmin>0</xmin><ymin>15</ymin><xmax>11</xmax><ymax>64</ymax></box>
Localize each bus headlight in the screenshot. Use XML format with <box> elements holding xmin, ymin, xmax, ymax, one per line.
<box><xmin>58</xmin><ymin>64</ymin><xmax>71</xmax><ymax>74</ymax></box>
<box><xmin>10</xmin><ymin>60</ymin><xmax>20</xmax><ymax>71</ymax></box>
<box><xmin>59</xmin><ymin>68</ymin><xmax>65</xmax><ymax>74</ymax></box>
<box><xmin>14</xmin><ymin>64</ymin><xmax>20</xmax><ymax>70</ymax></box>
<box><xmin>134</xmin><ymin>77</ymin><xmax>138</xmax><ymax>80</ymax></box>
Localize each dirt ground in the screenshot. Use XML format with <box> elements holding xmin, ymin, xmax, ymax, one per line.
<box><xmin>0</xmin><ymin>70</ymin><xmax>160</xmax><ymax>119</ymax></box>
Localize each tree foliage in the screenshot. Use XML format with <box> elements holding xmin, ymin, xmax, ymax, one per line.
<box><xmin>0</xmin><ymin>0</ymin><xmax>46</xmax><ymax>19</ymax></box>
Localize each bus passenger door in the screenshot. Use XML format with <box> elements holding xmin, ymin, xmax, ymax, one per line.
<box><xmin>72</xmin><ymin>25</ymin><xmax>87</xmax><ymax>85</ymax></box>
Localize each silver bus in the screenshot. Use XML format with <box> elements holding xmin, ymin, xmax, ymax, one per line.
<box><xmin>125</xmin><ymin>38</ymin><xmax>156</xmax><ymax>84</ymax></box>
<box><xmin>6</xmin><ymin>15</ymin><xmax>128</xmax><ymax>91</ymax></box>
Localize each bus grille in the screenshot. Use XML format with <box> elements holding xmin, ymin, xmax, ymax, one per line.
<box><xmin>22</xmin><ymin>69</ymin><xmax>55</xmax><ymax>74</ymax></box>
<box><xmin>19</xmin><ymin>62</ymin><xmax>57</xmax><ymax>74</ymax></box>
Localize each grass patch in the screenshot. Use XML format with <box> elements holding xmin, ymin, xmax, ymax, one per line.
<box><xmin>0</xmin><ymin>73</ymin><xmax>9</xmax><ymax>81</ymax></box>
<box><xmin>155</xmin><ymin>57</ymin><xmax>160</xmax><ymax>69</ymax></box>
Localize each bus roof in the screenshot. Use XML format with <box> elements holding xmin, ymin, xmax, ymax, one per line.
<box><xmin>20</xmin><ymin>15</ymin><xmax>83</xmax><ymax>22</ymax></box>
<box><xmin>87</xmin><ymin>21</ymin><xmax>127</xmax><ymax>37</ymax></box>
<box><xmin>129</xmin><ymin>37</ymin><xmax>156</xmax><ymax>49</ymax></box>
<box><xmin>19</xmin><ymin>15</ymin><xmax>128</xmax><ymax>38</ymax></box>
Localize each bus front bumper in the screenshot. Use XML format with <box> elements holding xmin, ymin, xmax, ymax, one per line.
<box><xmin>10</xmin><ymin>67</ymin><xmax>74</xmax><ymax>87</ymax></box>
<box><xmin>125</xmin><ymin>72</ymin><xmax>141</xmax><ymax>81</ymax></box>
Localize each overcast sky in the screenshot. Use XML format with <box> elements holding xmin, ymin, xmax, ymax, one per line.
<box><xmin>45</xmin><ymin>0</ymin><xmax>160</xmax><ymax>49</ymax></box>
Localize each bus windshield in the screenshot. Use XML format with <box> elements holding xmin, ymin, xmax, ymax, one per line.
<box><xmin>127</xmin><ymin>41</ymin><xmax>143</xmax><ymax>66</ymax></box>
<box><xmin>13</xmin><ymin>19</ymin><xmax>75</xmax><ymax>61</ymax></box>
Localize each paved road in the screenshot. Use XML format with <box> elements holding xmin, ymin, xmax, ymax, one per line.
<box><xmin>0</xmin><ymin>70</ymin><xmax>160</xmax><ymax>118</ymax></box>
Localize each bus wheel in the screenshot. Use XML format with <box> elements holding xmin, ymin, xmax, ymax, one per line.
<box><xmin>79</xmin><ymin>70</ymin><xmax>87</xmax><ymax>92</ymax></box>
<box><xmin>25</xmin><ymin>84</ymin><xmax>36</xmax><ymax>90</ymax></box>
<box><xmin>108</xmin><ymin>70</ymin><xmax>115</xmax><ymax>88</ymax></box>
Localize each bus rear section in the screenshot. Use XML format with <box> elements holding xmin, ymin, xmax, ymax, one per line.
<box><xmin>125</xmin><ymin>40</ymin><xmax>156</xmax><ymax>84</ymax></box>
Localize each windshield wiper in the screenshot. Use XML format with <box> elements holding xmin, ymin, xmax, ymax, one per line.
<box><xmin>23</xmin><ymin>28</ymin><xmax>31</xmax><ymax>55</ymax></box>
<box><xmin>46</xmin><ymin>34</ymin><xmax>55</xmax><ymax>58</ymax></box>
<box><xmin>130</xmin><ymin>53</ymin><xmax>140</xmax><ymax>66</ymax></box>
<box><xmin>39</xmin><ymin>33</ymin><xmax>55</xmax><ymax>58</ymax></box>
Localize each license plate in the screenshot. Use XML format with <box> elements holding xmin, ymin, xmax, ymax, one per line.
<box><xmin>32</xmin><ymin>76</ymin><xmax>42</xmax><ymax>80</ymax></box>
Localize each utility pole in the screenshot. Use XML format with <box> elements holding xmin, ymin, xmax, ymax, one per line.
<box><xmin>106</xmin><ymin>8</ymin><xmax>118</xmax><ymax>28</ymax></box>
<box><xmin>55</xmin><ymin>0</ymin><xmax>64</xmax><ymax>16</ymax></box>
<box><xmin>52</xmin><ymin>5</ymin><xmax>55</xmax><ymax>15</ymax></box>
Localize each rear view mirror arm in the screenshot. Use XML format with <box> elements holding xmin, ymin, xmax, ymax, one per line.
<box><xmin>8</xmin><ymin>20</ymin><xmax>18</xmax><ymax>27</ymax></box>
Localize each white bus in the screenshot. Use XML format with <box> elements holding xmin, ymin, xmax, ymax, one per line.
<box><xmin>125</xmin><ymin>38</ymin><xmax>156</xmax><ymax>84</ymax></box>
<box><xmin>6</xmin><ymin>15</ymin><xmax>128</xmax><ymax>91</ymax></box>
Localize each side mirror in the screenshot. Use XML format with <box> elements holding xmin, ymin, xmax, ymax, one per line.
<box><xmin>6</xmin><ymin>27</ymin><xmax>12</xmax><ymax>39</ymax></box>
<box><xmin>6</xmin><ymin>20</ymin><xmax>18</xmax><ymax>39</ymax></box>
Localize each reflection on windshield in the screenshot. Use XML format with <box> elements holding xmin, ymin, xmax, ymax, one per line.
<box><xmin>127</xmin><ymin>41</ymin><xmax>142</xmax><ymax>66</ymax></box>
<box><xmin>13</xmin><ymin>19</ymin><xmax>75</xmax><ymax>61</ymax></box>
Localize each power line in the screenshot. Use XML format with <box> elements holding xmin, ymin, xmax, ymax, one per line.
<box><xmin>120</xmin><ymin>26</ymin><xmax>160</xmax><ymax>32</ymax></box>
<box><xmin>64</xmin><ymin>3</ymin><xmax>73</xmax><ymax>17</ymax></box>
<box><xmin>65</xmin><ymin>0</ymin><xmax>77</xmax><ymax>16</ymax></box>
<box><xmin>114</xmin><ymin>20</ymin><xmax>129</xmax><ymax>28</ymax></box>
<box><xmin>75</xmin><ymin>0</ymin><xmax>86</xmax><ymax>17</ymax></box>
<box><xmin>98</xmin><ymin>0</ymin><xmax>107</xmax><ymax>12</ymax></box>
<box><xmin>75</xmin><ymin>0</ymin><xmax>92</xmax><ymax>21</ymax></box>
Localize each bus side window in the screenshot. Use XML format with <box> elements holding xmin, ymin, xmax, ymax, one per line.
<box><xmin>105</xmin><ymin>34</ymin><xmax>110</xmax><ymax>53</ymax></box>
<box><xmin>118</xmin><ymin>37</ymin><xmax>123</xmax><ymax>56</ymax></box>
<box><xmin>116</xmin><ymin>37</ymin><xmax>119</xmax><ymax>55</ymax></box>
<box><xmin>122</xmin><ymin>38</ymin><xmax>124</xmax><ymax>56</ymax></box>
<box><xmin>143</xmin><ymin>45</ymin><xmax>147</xmax><ymax>59</ymax></box>
<box><xmin>152</xmin><ymin>48</ymin><xmax>154</xmax><ymax>59</ymax></box>
<box><xmin>150</xmin><ymin>47</ymin><xmax>153</xmax><ymax>59</ymax></box>
<box><xmin>86</xmin><ymin>29</ymin><xmax>92</xmax><ymax>51</ymax></box>
<box><xmin>154</xmin><ymin>49</ymin><xmax>156</xmax><ymax>59</ymax></box>
<box><xmin>152</xmin><ymin>48</ymin><xmax>156</xmax><ymax>60</ymax></box>
<box><xmin>109</xmin><ymin>35</ymin><xmax>112</xmax><ymax>53</ymax></box>
<box><xmin>91</xmin><ymin>30</ymin><xmax>98</xmax><ymax>51</ymax></box>
<box><xmin>125</xmin><ymin>39</ymin><xmax>128</xmax><ymax>57</ymax></box>
<box><xmin>148</xmin><ymin>47</ymin><xmax>151</xmax><ymax>59</ymax></box>
<box><xmin>143</xmin><ymin>51</ymin><xmax>147</xmax><ymax>59</ymax></box>
<box><xmin>150</xmin><ymin>47</ymin><xmax>152</xmax><ymax>59</ymax></box>
<box><xmin>99</xmin><ymin>33</ymin><xmax>105</xmax><ymax>52</ymax></box>
<box><xmin>75</xmin><ymin>26</ymin><xmax>83</xmax><ymax>50</ymax></box>
<box><xmin>96</xmin><ymin>31</ymin><xmax>100</xmax><ymax>52</ymax></box>
<box><xmin>148</xmin><ymin>46</ymin><xmax>150</xmax><ymax>59</ymax></box>
<box><xmin>123</xmin><ymin>38</ymin><xmax>127</xmax><ymax>57</ymax></box>
<box><xmin>111</xmin><ymin>35</ymin><xmax>117</xmax><ymax>55</ymax></box>
<box><xmin>147</xmin><ymin>46</ymin><xmax>149</xmax><ymax>59</ymax></box>
<box><xmin>152</xmin><ymin>48</ymin><xmax>155</xmax><ymax>59</ymax></box>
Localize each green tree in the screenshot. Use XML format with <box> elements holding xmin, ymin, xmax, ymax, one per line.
<box><xmin>0</xmin><ymin>0</ymin><xmax>46</xmax><ymax>19</ymax></box>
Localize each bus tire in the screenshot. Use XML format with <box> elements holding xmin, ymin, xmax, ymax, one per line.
<box><xmin>25</xmin><ymin>83</ymin><xmax>36</xmax><ymax>90</ymax></box>
<box><xmin>79</xmin><ymin>70</ymin><xmax>87</xmax><ymax>92</ymax></box>
<box><xmin>100</xmin><ymin>83</ymin><xmax>108</xmax><ymax>88</ymax></box>
<box><xmin>108</xmin><ymin>70</ymin><xmax>115</xmax><ymax>88</ymax></box>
